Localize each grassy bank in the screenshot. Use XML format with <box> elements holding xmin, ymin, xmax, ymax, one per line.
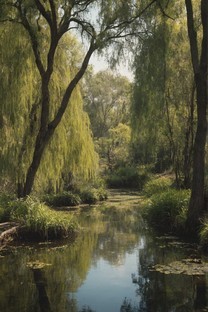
<box><xmin>0</xmin><ymin>187</ymin><xmax>108</xmax><ymax>242</ymax></box>
<box><xmin>141</xmin><ymin>175</ymin><xmax>208</xmax><ymax>246</ymax></box>
<box><xmin>0</xmin><ymin>195</ymin><xmax>78</xmax><ymax>241</ymax></box>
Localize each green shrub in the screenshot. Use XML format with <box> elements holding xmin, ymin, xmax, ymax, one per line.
<box><xmin>10</xmin><ymin>197</ymin><xmax>77</xmax><ymax>240</ymax></box>
<box><xmin>96</xmin><ymin>187</ymin><xmax>108</xmax><ymax>201</ymax></box>
<box><xmin>199</xmin><ymin>220</ymin><xmax>208</xmax><ymax>245</ymax></box>
<box><xmin>79</xmin><ymin>187</ymin><xmax>108</xmax><ymax>204</ymax></box>
<box><xmin>43</xmin><ymin>192</ymin><xmax>81</xmax><ymax>207</ymax></box>
<box><xmin>80</xmin><ymin>188</ymin><xmax>99</xmax><ymax>204</ymax></box>
<box><xmin>0</xmin><ymin>193</ymin><xmax>16</xmax><ymax>222</ymax></box>
<box><xmin>143</xmin><ymin>189</ymin><xmax>190</xmax><ymax>233</ymax></box>
<box><xmin>143</xmin><ymin>176</ymin><xmax>173</xmax><ymax>197</ymax></box>
<box><xmin>106</xmin><ymin>166</ymin><xmax>149</xmax><ymax>190</ymax></box>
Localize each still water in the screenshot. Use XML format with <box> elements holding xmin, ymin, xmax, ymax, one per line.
<box><xmin>1</xmin><ymin>191</ymin><xmax>208</xmax><ymax>312</ymax></box>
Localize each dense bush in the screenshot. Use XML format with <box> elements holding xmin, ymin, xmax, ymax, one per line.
<box><xmin>80</xmin><ymin>188</ymin><xmax>98</xmax><ymax>204</ymax></box>
<box><xmin>0</xmin><ymin>193</ymin><xmax>15</xmax><ymax>222</ymax></box>
<box><xmin>106</xmin><ymin>166</ymin><xmax>149</xmax><ymax>190</ymax></box>
<box><xmin>143</xmin><ymin>189</ymin><xmax>190</xmax><ymax>233</ymax></box>
<box><xmin>43</xmin><ymin>192</ymin><xmax>81</xmax><ymax>207</ymax></box>
<box><xmin>80</xmin><ymin>187</ymin><xmax>108</xmax><ymax>204</ymax></box>
<box><xmin>143</xmin><ymin>176</ymin><xmax>173</xmax><ymax>197</ymax></box>
<box><xmin>10</xmin><ymin>197</ymin><xmax>77</xmax><ymax>240</ymax></box>
<box><xmin>43</xmin><ymin>187</ymin><xmax>108</xmax><ymax>207</ymax></box>
<box><xmin>199</xmin><ymin>220</ymin><xmax>208</xmax><ymax>245</ymax></box>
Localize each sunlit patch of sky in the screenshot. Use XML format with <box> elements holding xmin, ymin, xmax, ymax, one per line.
<box><xmin>89</xmin><ymin>53</ymin><xmax>134</xmax><ymax>81</ymax></box>
<box><xmin>72</xmin><ymin>2</ymin><xmax>134</xmax><ymax>81</ymax></box>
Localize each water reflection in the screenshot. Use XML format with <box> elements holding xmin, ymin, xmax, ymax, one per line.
<box><xmin>0</xmin><ymin>195</ymin><xmax>208</xmax><ymax>312</ymax></box>
<box><xmin>32</xmin><ymin>268</ymin><xmax>52</xmax><ymax>312</ymax></box>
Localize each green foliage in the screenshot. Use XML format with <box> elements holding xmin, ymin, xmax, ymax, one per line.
<box><xmin>0</xmin><ymin>193</ymin><xmax>16</xmax><ymax>222</ymax></box>
<box><xmin>79</xmin><ymin>187</ymin><xmax>108</xmax><ymax>204</ymax></box>
<box><xmin>143</xmin><ymin>176</ymin><xmax>173</xmax><ymax>197</ymax></box>
<box><xmin>131</xmin><ymin>4</ymin><xmax>196</xmax><ymax>185</ymax></box>
<box><xmin>43</xmin><ymin>186</ymin><xmax>108</xmax><ymax>207</ymax></box>
<box><xmin>96</xmin><ymin>123</ymin><xmax>131</xmax><ymax>171</ymax></box>
<box><xmin>43</xmin><ymin>192</ymin><xmax>81</xmax><ymax>207</ymax></box>
<box><xmin>144</xmin><ymin>189</ymin><xmax>191</xmax><ymax>233</ymax></box>
<box><xmin>106</xmin><ymin>166</ymin><xmax>149</xmax><ymax>190</ymax></box>
<box><xmin>83</xmin><ymin>70</ymin><xmax>131</xmax><ymax>138</ymax></box>
<box><xmin>199</xmin><ymin>220</ymin><xmax>208</xmax><ymax>245</ymax></box>
<box><xmin>96</xmin><ymin>187</ymin><xmax>108</xmax><ymax>201</ymax></box>
<box><xmin>80</xmin><ymin>189</ymin><xmax>99</xmax><ymax>205</ymax></box>
<box><xmin>9</xmin><ymin>197</ymin><xmax>77</xmax><ymax>240</ymax></box>
<box><xmin>0</xmin><ymin>23</ymin><xmax>98</xmax><ymax>194</ymax></box>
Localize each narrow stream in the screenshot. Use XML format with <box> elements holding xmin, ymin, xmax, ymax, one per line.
<box><xmin>0</xmin><ymin>191</ymin><xmax>208</xmax><ymax>312</ymax></box>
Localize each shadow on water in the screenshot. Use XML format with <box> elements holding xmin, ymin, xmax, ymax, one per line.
<box><xmin>32</xmin><ymin>268</ymin><xmax>52</xmax><ymax>312</ymax></box>
<box><xmin>1</xmin><ymin>190</ymin><xmax>208</xmax><ymax>312</ymax></box>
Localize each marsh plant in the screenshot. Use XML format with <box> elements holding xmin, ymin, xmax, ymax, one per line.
<box><xmin>143</xmin><ymin>188</ymin><xmax>191</xmax><ymax>233</ymax></box>
<box><xmin>143</xmin><ymin>176</ymin><xmax>173</xmax><ymax>197</ymax></box>
<box><xmin>9</xmin><ymin>197</ymin><xmax>77</xmax><ymax>240</ymax></box>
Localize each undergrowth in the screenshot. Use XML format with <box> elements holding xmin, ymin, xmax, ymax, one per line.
<box><xmin>142</xmin><ymin>175</ymin><xmax>191</xmax><ymax>234</ymax></box>
<box><xmin>8</xmin><ymin>197</ymin><xmax>77</xmax><ymax>240</ymax></box>
<box><xmin>106</xmin><ymin>166</ymin><xmax>149</xmax><ymax>190</ymax></box>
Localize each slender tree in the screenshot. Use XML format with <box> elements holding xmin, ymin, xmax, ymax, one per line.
<box><xmin>185</xmin><ymin>0</ymin><xmax>208</xmax><ymax>231</ymax></box>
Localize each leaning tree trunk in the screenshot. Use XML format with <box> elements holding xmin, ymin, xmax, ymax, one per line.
<box><xmin>185</xmin><ymin>0</ymin><xmax>208</xmax><ymax>232</ymax></box>
<box><xmin>22</xmin><ymin>130</ymin><xmax>53</xmax><ymax>197</ymax></box>
<box><xmin>20</xmin><ymin>42</ymin><xmax>96</xmax><ymax>198</ymax></box>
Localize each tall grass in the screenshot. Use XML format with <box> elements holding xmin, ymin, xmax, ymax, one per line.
<box><xmin>9</xmin><ymin>197</ymin><xmax>77</xmax><ymax>240</ymax></box>
<box><xmin>143</xmin><ymin>188</ymin><xmax>190</xmax><ymax>233</ymax></box>
<box><xmin>143</xmin><ymin>176</ymin><xmax>173</xmax><ymax>197</ymax></box>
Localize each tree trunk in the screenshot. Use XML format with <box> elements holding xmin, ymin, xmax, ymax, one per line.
<box><xmin>185</xmin><ymin>0</ymin><xmax>208</xmax><ymax>232</ymax></box>
<box><xmin>183</xmin><ymin>81</ymin><xmax>195</xmax><ymax>188</ymax></box>
<box><xmin>22</xmin><ymin>130</ymin><xmax>53</xmax><ymax>197</ymax></box>
<box><xmin>186</xmin><ymin>73</ymin><xmax>207</xmax><ymax>230</ymax></box>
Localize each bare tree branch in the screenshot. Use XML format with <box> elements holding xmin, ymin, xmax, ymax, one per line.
<box><xmin>48</xmin><ymin>39</ymin><xmax>97</xmax><ymax>130</ymax></box>
<box><xmin>34</xmin><ymin>0</ymin><xmax>52</xmax><ymax>27</ymax></box>
<box><xmin>48</xmin><ymin>0</ymin><xmax>57</xmax><ymax>33</ymax></box>
<box><xmin>156</xmin><ymin>0</ymin><xmax>175</xmax><ymax>20</ymax></box>
<box><xmin>16</xmin><ymin>2</ymin><xmax>45</xmax><ymax>76</ymax></box>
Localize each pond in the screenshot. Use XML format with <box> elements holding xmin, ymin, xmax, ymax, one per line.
<box><xmin>1</xmin><ymin>190</ymin><xmax>208</xmax><ymax>312</ymax></box>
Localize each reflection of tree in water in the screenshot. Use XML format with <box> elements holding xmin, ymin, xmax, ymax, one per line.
<box><xmin>120</xmin><ymin>298</ymin><xmax>139</xmax><ymax>312</ymax></box>
<box><xmin>133</xmin><ymin>235</ymin><xmax>208</xmax><ymax>312</ymax></box>
<box><xmin>91</xmin><ymin>206</ymin><xmax>142</xmax><ymax>265</ymax></box>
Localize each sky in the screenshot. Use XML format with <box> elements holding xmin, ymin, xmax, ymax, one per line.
<box><xmin>89</xmin><ymin>53</ymin><xmax>134</xmax><ymax>81</ymax></box>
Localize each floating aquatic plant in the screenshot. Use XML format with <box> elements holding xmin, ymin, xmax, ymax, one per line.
<box><xmin>151</xmin><ymin>258</ymin><xmax>208</xmax><ymax>276</ymax></box>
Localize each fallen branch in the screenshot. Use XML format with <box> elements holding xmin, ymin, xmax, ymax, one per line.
<box><xmin>0</xmin><ymin>222</ymin><xmax>20</xmax><ymax>247</ymax></box>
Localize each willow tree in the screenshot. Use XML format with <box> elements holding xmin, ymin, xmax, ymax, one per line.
<box><xmin>131</xmin><ymin>0</ymin><xmax>197</xmax><ymax>185</ymax></box>
<box><xmin>0</xmin><ymin>0</ymin><xmax>159</xmax><ymax>197</ymax></box>
<box><xmin>0</xmin><ymin>21</ymin><xmax>98</xmax><ymax>195</ymax></box>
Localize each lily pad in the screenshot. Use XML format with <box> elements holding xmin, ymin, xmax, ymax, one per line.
<box><xmin>151</xmin><ymin>258</ymin><xmax>208</xmax><ymax>276</ymax></box>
